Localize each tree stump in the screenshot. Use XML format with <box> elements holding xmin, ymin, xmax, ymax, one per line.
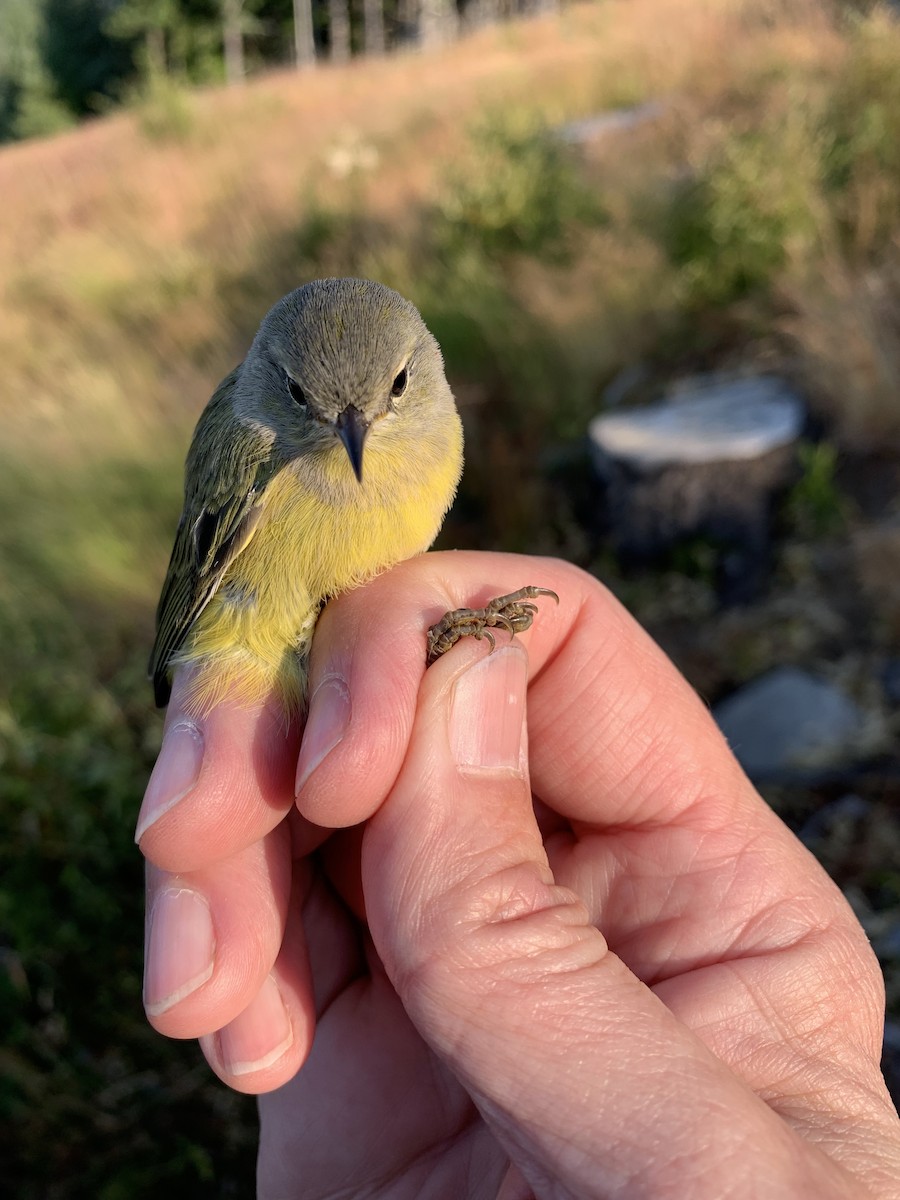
<box><xmin>588</xmin><ymin>375</ymin><xmax>805</xmax><ymax>600</ymax></box>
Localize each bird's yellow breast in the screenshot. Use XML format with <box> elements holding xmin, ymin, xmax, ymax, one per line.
<box><xmin>177</xmin><ymin>413</ymin><xmax>463</xmax><ymax>712</ymax></box>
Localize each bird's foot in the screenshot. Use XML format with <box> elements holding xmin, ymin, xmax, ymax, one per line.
<box><xmin>426</xmin><ymin>586</ymin><xmax>559</xmax><ymax>666</ymax></box>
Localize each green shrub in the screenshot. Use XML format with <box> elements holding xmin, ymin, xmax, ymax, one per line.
<box><xmin>13</xmin><ymin>84</ymin><xmax>74</xmax><ymax>140</ymax></box>
<box><xmin>434</xmin><ymin>110</ymin><xmax>605</xmax><ymax>262</ymax></box>
<box><xmin>821</xmin><ymin>15</ymin><xmax>900</xmax><ymax>253</ymax></box>
<box><xmin>662</xmin><ymin>115</ymin><xmax>820</xmax><ymax>307</ymax></box>
<box><xmin>783</xmin><ymin>441</ymin><xmax>848</xmax><ymax>538</ymax></box>
<box><xmin>135</xmin><ymin>72</ymin><xmax>194</xmax><ymax>143</ymax></box>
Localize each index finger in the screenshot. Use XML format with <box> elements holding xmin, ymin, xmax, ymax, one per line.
<box><xmin>295</xmin><ymin>550</ymin><xmax>749</xmax><ymax>830</ymax></box>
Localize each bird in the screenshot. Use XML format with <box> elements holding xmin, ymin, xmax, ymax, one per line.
<box><xmin>149</xmin><ymin>277</ymin><xmax>465</xmax><ymax>716</ymax></box>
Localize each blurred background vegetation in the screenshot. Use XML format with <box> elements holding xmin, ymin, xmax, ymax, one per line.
<box><xmin>1</xmin><ymin>0</ymin><xmax>899</xmax><ymax>1194</ymax></box>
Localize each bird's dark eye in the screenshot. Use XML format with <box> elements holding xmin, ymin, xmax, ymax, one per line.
<box><xmin>391</xmin><ymin>367</ymin><xmax>408</xmax><ymax>399</ymax></box>
<box><xmin>285</xmin><ymin>374</ymin><xmax>307</xmax><ymax>407</ymax></box>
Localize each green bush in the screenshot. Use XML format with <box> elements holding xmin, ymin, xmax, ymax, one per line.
<box><xmin>821</xmin><ymin>16</ymin><xmax>900</xmax><ymax>253</ymax></box>
<box><xmin>783</xmin><ymin>441</ymin><xmax>848</xmax><ymax>539</ymax></box>
<box><xmin>662</xmin><ymin>116</ymin><xmax>820</xmax><ymax>307</ymax></box>
<box><xmin>134</xmin><ymin>72</ymin><xmax>195</xmax><ymax>143</ymax></box>
<box><xmin>434</xmin><ymin>110</ymin><xmax>605</xmax><ymax>262</ymax></box>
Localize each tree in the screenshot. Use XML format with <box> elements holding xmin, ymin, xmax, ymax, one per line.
<box><xmin>419</xmin><ymin>0</ymin><xmax>457</xmax><ymax>47</ymax></box>
<box><xmin>362</xmin><ymin>0</ymin><xmax>385</xmax><ymax>55</ymax></box>
<box><xmin>292</xmin><ymin>0</ymin><xmax>316</xmax><ymax>68</ymax></box>
<box><xmin>110</xmin><ymin>0</ymin><xmax>161</xmax><ymax>75</ymax></box>
<box><xmin>221</xmin><ymin>0</ymin><xmax>245</xmax><ymax>83</ymax></box>
<box><xmin>328</xmin><ymin>0</ymin><xmax>350</xmax><ymax>62</ymax></box>
<box><xmin>106</xmin><ymin>0</ymin><xmax>180</xmax><ymax>76</ymax></box>
<box><xmin>106</xmin><ymin>0</ymin><xmax>225</xmax><ymax>84</ymax></box>
<box><xmin>0</xmin><ymin>0</ymin><xmax>73</xmax><ymax>141</ymax></box>
<box><xmin>42</xmin><ymin>0</ymin><xmax>136</xmax><ymax>117</ymax></box>
<box><xmin>460</xmin><ymin>0</ymin><xmax>502</xmax><ymax>30</ymax></box>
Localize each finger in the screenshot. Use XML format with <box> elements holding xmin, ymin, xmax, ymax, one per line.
<box><xmin>199</xmin><ymin>839</ymin><xmax>372</xmax><ymax>1097</ymax></box>
<box><xmin>143</xmin><ymin>820</ymin><xmax>293</xmax><ymax>1041</ymax></box>
<box><xmin>258</xmin><ymin>872</ymin><xmax>496</xmax><ymax>1200</ymax></box>
<box><xmin>199</xmin><ymin>871</ymin><xmax>316</xmax><ymax>1094</ymax></box>
<box><xmin>362</xmin><ymin>637</ymin><xmax>856</xmax><ymax>1199</ymax></box>
<box><xmin>295</xmin><ymin>551</ymin><xmax>573</xmax><ymax>828</ymax></box>
<box><xmin>136</xmin><ymin>670</ymin><xmax>301</xmax><ymax>873</ymax></box>
<box><xmin>294</xmin><ymin>550</ymin><xmax>754</xmax><ymax>833</ymax></box>
<box><xmin>295</xmin><ymin>554</ymin><xmax>878</xmax><ymax>1038</ymax></box>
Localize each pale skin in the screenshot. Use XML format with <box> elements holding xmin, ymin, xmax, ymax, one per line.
<box><xmin>137</xmin><ymin>552</ymin><xmax>900</xmax><ymax>1198</ymax></box>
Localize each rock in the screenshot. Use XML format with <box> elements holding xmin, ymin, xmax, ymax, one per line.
<box><xmin>883</xmin><ymin>1020</ymin><xmax>900</xmax><ymax>1113</ymax></box>
<box><xmin>713</xmin><ymin>667</ymin><xmax>865</xmax><ymax>782</ymax></box>
<box><xmin>588</xmin><ymin>375</ymin><xmax>805</xmax><ymax>599</ymax></box>
<box><xmin>797</xmin><ymin>793</ymin><xmax>871</xmax><ymax>849</ymax></box>
<box><xmin>884</xmin><ymin>1020</ymin><xmax>900</xmax><ymax>1054</ymax></box>
<box><xmin>881</xmin><ymin>659</ymin><xmax>900</xmax><ymax>705</ymax></box>
<box><xmin>872</xmin><ymin>919</ymin><xmax>900</xmax><ymax>961</ymax></box>
<box><xmin>557</xmin><ymin>102</ymin><xmax>666</xmax><ymax>147</ymax></box>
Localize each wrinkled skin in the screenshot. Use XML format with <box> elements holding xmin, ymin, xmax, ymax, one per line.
<box><xmin>138</xmin><ymin>552</ymin><xmax>900</xmax><ymax>1200</ymax></box>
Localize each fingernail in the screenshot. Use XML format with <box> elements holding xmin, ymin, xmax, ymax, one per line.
<box><xmin>218</xmin><ymin>975</ymin><xmax>294</xmax><ymax>1076</ymax></box>
<box><xmin>135</xmin><ymin>721</ymin><xmax>204</xmax><ymax>842</ymax></box>
<box><xmin>144</xmin><ymin>887</ymin><xmax>215</xmax><ymax>1016</ymax></box>
<box><xmin>449</xmin><ymin>646</ymin><xmax>528</xmax><ymax>772</ymax></box>
<box><xmin>295</xmin><ymin>675</ymin><xmax>351</xmax><ymax>794</ymax></box>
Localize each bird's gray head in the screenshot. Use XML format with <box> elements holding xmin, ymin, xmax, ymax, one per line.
<box><xmin>238</xmin><ymin>278</ymin><xmax>453</xmax><ymax>483</ymax></box>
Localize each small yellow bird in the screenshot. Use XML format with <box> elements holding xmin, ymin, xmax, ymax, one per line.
<box><xmin>151</xmin><ymin>276</ymin><xmax>557</xmax><ymax>717</ymax></box>
<box><xmin>150</xmin><ymin>278</ymin><xmax>464</xmax><ymax>715</ymax></box>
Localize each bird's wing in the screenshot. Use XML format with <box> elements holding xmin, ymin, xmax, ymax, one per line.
<box><xmin>149</xmin><ymin>366</ymin><xmax>281</xmax><ymax>706</ymax></box>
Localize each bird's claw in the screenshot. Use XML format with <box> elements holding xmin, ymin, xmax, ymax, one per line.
<box><xmin>426</xmin><ymin>586</ymin><xmax>559</xmax><ymax>665</ymax></box>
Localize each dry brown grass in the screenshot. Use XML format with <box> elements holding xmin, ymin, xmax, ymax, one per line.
<box><xmin>0</xmin><ymin>0</ymin><xmax>897</xmax><ymax>508</ymax></box>
<box><xmin>1</xmin><ymin>3</ymin><xmax>622</xmax><ymax>461</ymax></box>
<box><xmin>782</xmin><ymin>251</ymin><xmax>900</xmax><ymax>450</ymax></box>
<box><xmin>0</xmin><ymin>0</ymin><xmax>858</xmax><ymax>462</ymax></box>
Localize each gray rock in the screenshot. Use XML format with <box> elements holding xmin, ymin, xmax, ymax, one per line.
<box><xmin>872</xmin><ymin>919</ymin><xmax>900</xmax><ymax>961</ymax></box>
<box><xmin>714</xmin><ymin>667</ymin><xmax>865</xmax><ymax>781</ymax></box>
<box><xmin>557</xmin><ymin>102</ymin><xmax>666</xmax><ymax>146</ymax></box>
<box><xmin>883</xmin><ymin>1020</ymin><xmax>900</xmax><ymax>1112</ymax></box>
<box><xmin>798</xmin><ymin>793</ymin><xmax>871</xmax><ymax>848</ymax></box>
<box><xmin>882</xmin><ymin>659</ymin><xmax>900</xmax><ymax>705</ymax></box>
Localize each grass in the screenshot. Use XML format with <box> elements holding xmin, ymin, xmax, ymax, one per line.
<box><xmin>2</xmin><ymin>0</ymin><xmax>900</xmax><ymax>1192</ymax></box>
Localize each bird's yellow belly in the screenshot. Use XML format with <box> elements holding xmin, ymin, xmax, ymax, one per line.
<box><xmin>178</xmin><ymin>428</ymin><xmax>462</xmax><ymax>712</ymax></box>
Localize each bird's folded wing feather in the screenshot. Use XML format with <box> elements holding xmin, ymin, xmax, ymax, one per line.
<box><xmin>149</xmin><ymin>365</ymin><xmax>281</xmax><ymax>706</ymax></box>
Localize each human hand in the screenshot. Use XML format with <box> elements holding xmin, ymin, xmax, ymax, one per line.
<box><xmin>137</xmin><ymin>552</ymin><xmax>900</xmax><ymax>1198</ymax></box>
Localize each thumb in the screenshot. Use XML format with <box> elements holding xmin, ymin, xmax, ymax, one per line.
<box><xmin>362</xmin><ymin>640</ymin><xmax>840</xmax><ymax>1198</ymax></box>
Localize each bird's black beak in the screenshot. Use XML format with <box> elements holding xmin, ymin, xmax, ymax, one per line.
<box><xmin>334</xmin><ymin>405</ymin><xmax>370</xmax><ymax>483</ymax></box>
